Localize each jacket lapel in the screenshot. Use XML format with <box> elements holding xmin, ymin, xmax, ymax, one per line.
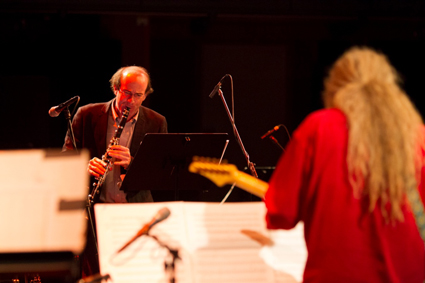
<box><xmin>93</xmin><ymin>101</ymin><xmax>112</xmax><ymax>158</ymax></box>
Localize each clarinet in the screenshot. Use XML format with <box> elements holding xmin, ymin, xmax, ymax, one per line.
<box><xmin>88</xmin><ymin>106</ymin><xmax>131</xmax><ymax>204</ymax></box>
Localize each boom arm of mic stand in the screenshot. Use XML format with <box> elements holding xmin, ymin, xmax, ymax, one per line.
<box><xmin>217</xmin><ymin>89</ymin><xmax>258</xmax><ymax>178</ymax></box>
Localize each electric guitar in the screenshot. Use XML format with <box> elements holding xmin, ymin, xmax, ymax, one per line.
<box><xmin>188</xmin><ymin>157</ymin><xmax>268</xmax><ymax>198</ymax></box>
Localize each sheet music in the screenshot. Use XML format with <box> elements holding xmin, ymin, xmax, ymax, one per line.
<box><xmin>95</xmin><ymin>202</ymin><xmax>191</xmax><ymax>283</ymax></box>
<box><xmin>260</xmin><ymin>223</ymin><xmax>307</xmax><ymax>282</ymax></box>
<box><xmin>0</xmin><ymin>149</ymin><xmax>89</xmax><ymax>254</ymax></box>
<box><xmin>95</xmin><ymin>201</ymin><xmax>307</xmax><ymax>283</ymax></box>
<box><xmin>184</xmin><ymin>202</ymin><xmax>274</xmax><ymax>283</ymax></box>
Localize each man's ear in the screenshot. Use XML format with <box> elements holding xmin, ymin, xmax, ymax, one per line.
<box><xmin>113</xmin><ymin>86</ymin><xmax>119</xmax><ymax>96</ymax></box>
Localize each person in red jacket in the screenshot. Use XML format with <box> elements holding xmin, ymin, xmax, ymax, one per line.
<box><xmin>265</xmin><ymin>46</ymin><xmax>425</xmax><ymax>283</ymax></box>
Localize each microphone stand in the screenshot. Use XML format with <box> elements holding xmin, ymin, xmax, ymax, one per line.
<box><xmin>63</xmin><ymin>106</ymin><xmax>78</xmax><ymax>154</ymax></box>
<box><xmin>62</xmin><ymin>107</ymin><xmax>97</xmax><ymax>247</ymax></box>
<box><xmin>63</xmin><ymin>107</ymin><xmax>98</xmax><ymax>259</ymax></box>
<box><xmin>62</xmin><ymin>105</ymin><xmax>99</xmax><ymax>276</ymax></box>
<box><xmin>77</xmin><ymin>273</ymin><xmax>111</xmax><ymax>283</ymax></box>
<box><xmin>86</xmin><ymin>197</ymin><xmax>99</xmax><ymax>254</ymax></box>
<box><xmin>266</xmin><ymin>135</ymin><xmax>285</xmax><ymax>152</ymax></box>
<box><xmin>217</xmin><ymin>89</ymin><xmax>258</xmax><ymax>178</ymax></box>
<box><xmin>64</xmin><ymin>103</ymin><xmax>100</xmax><ymax>260</ymax></box>
<box><xmin>147</xmin><ymin>234</ymin><xmax>180</xmax><ymax>283</ymax></box>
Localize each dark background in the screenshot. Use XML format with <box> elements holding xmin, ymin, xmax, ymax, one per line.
<box><xmin>1</xmin><ymin>0</ymin><xmax>425</xmax><ymax>201</ymax></box>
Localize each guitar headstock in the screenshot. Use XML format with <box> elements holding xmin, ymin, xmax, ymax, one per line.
<box><xmin>189</xmin><ymin>157</ymin><xmax>238</xmax><ymax>187</ymax></box>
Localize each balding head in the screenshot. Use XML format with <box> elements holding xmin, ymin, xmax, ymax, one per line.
<box><xmin>110</xmin><ymin>66</ymin><xmax>154</xmax><ymax>95</ymax></box>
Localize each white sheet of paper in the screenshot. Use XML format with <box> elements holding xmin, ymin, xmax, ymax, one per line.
<box><xmin>95</xmin><ymin>201</ymin><xmax>307</xmax><ymax>283</ymax></box>
<box><xmin>0</xmin><ymin>149</ymin><xmax>89</xmax><ymax>254</ymax></box>
<box><xmin>260</xmin><ymin>223</ymin><xmax>307</xmax><ymax>282</ymax></box>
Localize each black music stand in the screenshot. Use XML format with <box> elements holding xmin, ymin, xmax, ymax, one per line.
<box><xmin>120</xmin><ymin>133</ymin><xmax>229</xmax><ymax>200</ymax></box>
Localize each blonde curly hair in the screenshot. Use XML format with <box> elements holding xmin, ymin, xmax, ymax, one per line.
<box><xmin>323</xmin><ymin>46</ymin><xmax>425</xmax><ymax>221</ymax></box>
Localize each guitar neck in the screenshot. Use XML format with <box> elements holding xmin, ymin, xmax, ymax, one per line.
<box><xmin>232</xmin><ymin>170</ymin><xmax>268</xmax><ymax>198</ymax></box>
<box><xmin>188</xmin><ymin>159</ymin><xmax>269</xmax><ymax>198</ymax></box>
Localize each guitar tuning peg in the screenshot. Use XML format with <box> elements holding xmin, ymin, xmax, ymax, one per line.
<box><xmin>193</xmin><ymin>156</ymin><xmax>204</xmax><ymax>162</ymax></box>
<box><xmin>201</xmin><ymin>156</ymin><xmax>211</xmax><ymax>163</ymax></box>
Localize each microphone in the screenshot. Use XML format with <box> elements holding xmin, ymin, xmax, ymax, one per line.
<box><xmin>48</xmin><ymin>96</ymin><xmax>79</xmax><ymax>117</ymax></box>
<box><xmin>117</xmin><ymin>207</ymin><xmax>171</xmax><ymax>253</ymax></box>
<box><xmin>261</xmin><ymin>125</ymin><xmax>282</xmax><ymax>139</ymax></box>
<box><xmin>209</xmin><ymin>74</ymin><xmax>229</xmax><ymax>98</ymax></box>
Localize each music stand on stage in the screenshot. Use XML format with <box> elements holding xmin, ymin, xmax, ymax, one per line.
<box><xmin>120</xmin><ymin>133</ymin><xmax>229</xmax><ymax>200</ymax></box>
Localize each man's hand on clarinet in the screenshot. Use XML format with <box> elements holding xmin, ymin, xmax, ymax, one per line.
<box><xmin>87</xmin><ymin>157</ymin><xmax>108</xmax><ymax>178</ymax></box>
<box><xmin>107</xmin><ymin>145</ymin><xmax>132</xmax><ymax>169</ymax></box>
<box><xmin>87</xmin><ymin>145</ymin><xmax>131</xmax><ymax>178</ymax></box>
